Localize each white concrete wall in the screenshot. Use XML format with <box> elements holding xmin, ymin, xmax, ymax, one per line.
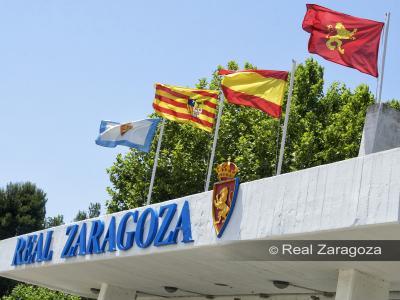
<box><xmin>359</xmin><ymin>104</ymin><xmax>400</xmax><ymax>156</ymax></box>
<box><xmin>1</xmin><ymin>146</ymin><xmax>400</xmax><ymax>274</ymax></box>
<box><xmin>335</xmin><ymin>269</ymin><xmax>389</xmax><ymax>300</ymax></box>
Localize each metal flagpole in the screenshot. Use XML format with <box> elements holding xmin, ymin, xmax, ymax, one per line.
<box><xmin>375</xmin><ymin>19</ymin><xmax>384</xmax><ymax>102</ymax></box>
<box><xmin>377</xmin><ymin>12</ymin><xmax>391</xmax><ymax>104</ymax></box>
<box><xmin>371</xmin><ymin>13</ymin><xmax>390</xmax><ymax>153</ymax></box>
<box><xmin>204</xmin><ymin>91</ymin><xmax>225</xmax><ymax>191</ymax></box>
<box><xmin>146</xmin><ymin>118</ymin><xmax>166</xmax><ymax>205</ymax></box>
<box><xmin>276</xmin><ymin>59</ymin><xmax>297</xmax><ymax>175</ymax></box>
<box><xmin>274</xmin><ymin>119</ymin><xmax>281</xmax><ymax>175</ymax></box>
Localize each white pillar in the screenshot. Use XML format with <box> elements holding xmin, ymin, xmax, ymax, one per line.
<box><xmin>97</xmin><ymin>283</ymin><xmax>137</xmax><ymax>300</ymax></box>
<box><xmin>335</xmin><ymin>269</ymin><xmax>389</xmax><ymax>300</ymax></box>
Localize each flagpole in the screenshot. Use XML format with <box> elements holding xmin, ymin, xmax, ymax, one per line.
<box><xmin>205</xmin><ymin>91</ymin><xmax>225</xmax><ymax>191</ymax></box>
<box><xmin>377</xmin><ymin>12</ymin><xmax>390</xmax><ymax>104</ymax></box>
<box><xmin>146</xmin><ymin>118</ymin><xmax>166</xmax><ymax>205</ymax></box>
<box><xmin>276</xmin><ymin>59</ymin><xmax>297</xmax><ymax>175</ymax></box>
<box><xmin>274</xmin><ymin>119</ymin><xmax>281</xmax><ymax>175</ymax></box>
<box><xmin>374</xmin><ymin>21</ymin><xmax>384</xmax><ymax>102</ymax></box>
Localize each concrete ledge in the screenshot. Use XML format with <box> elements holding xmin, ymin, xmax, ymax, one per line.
<box><xmin>1</xmin><ymin>147</ymin><xmax>400</xmax><ymax>272</ymax></box>
<box><xmin>1</xmin><ymin>147</ymin><xmax>400</xmax><ymax>298</ymax></box>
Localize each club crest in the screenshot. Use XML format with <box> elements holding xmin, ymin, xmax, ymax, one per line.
<box><xmin>120</xmin><ymin>123</ymin><xmax>133</xmax><ymax>136</ymax></box>
<box><xmin>187</xmin><ymin>98</ymin><xmax>203</xmax><ymax>118</ymax></box>
<box><xmin>212</xmin><ymin>161</ymin><xmax>240</xmax><ymax>238</ymax></box>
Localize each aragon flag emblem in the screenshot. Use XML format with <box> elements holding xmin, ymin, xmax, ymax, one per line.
<box><xmin>212</xmin><ymin>161</ymin><xmax>240</xmax><ymax>238</ymax></box>
<box><xmin>302</xmin><ymin>4</ymin><xmax>384</xmax><ymax>77</ymax></box>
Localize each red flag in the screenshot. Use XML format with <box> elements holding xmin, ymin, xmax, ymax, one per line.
<box><xmin>302</xmin><ymin>4</ymin><xmax>384</xmax><ymax>77</ymax></box>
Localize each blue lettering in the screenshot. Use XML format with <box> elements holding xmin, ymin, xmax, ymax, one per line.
<box><xmin>42</xmin><ymin>231</ymin><xmax>54</xmax><ymax>261</ymax></box>
<box><xmin>154</xmin><ymin>203</ymin><xmax>177</xmax><ymax>247</ymax></box>
<box><xmin>22</xmin><ymin>235</ymin><xmax>37</xmax><ymax>264</ymax></box>
<box><xmin>87</xmin><ymin>220</ymin><xmax>104</xmax><ymax>254</ymax></box>
<box><xmin>31</xmin><ymin>233</ymin><xmax>43</xmax><ymax>263</ymax></box>
<box><xmin>168</xmin><ymin>201</ymin><xmax>193</xmax><ymax>244</ymax></box>
<box><xmin>13</xmin><ymin>201</ymin><xmax>194</xmax><ymax>265</ymax></box>
<box><xmin>135</xmin><ymin>208</ymin><xmax>158</xmax><ymax>248</ymax></box>
<box><xmin>101</xmin><ymin>216</ymin><xmax>116</xmax><ymax>252</ymax></box>
<box><xmin>12</xmin><ymin>231</ymin><xmax>53</xmax><ymax>266</ymax></box>
<box><xmin>69</xmin><ymin>223</ymin><xmax>87</xmax><ymax>257</ymax></box>
<box><xmin>12</xmin><ymin>238</ymin><xmax>26</xmax><ymax>266</ymax></box>
<box><xmin>61</xmin><ymin>224</ymin><xmax>78</xmax><ymax>258</ymax></box>
<box><xmin>117</xmin><ymin>211</ymin><xmax>138</xmax><ymax>251</ymax></box>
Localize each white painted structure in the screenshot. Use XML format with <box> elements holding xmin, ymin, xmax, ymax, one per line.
<box><xmin>2</xmin><ymin>147</ymin><xmax>400</xmax><ymax>300</ymax></box>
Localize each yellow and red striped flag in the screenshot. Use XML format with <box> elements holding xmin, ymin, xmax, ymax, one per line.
<box><xmin>153</xmin><ymin>83</ymin><xmax>219</xmax><ymax>132</ymax></box>
<box><xmin>219</xmin><ymin>69</ymin><xmax>289</xmax><ymax>118</ymax></box>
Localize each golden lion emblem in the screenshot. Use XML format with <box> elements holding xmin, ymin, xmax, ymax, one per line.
<box><xmin>326</xmin><ymin>23</ymin><xmax>357</xmax><ymax>54</ymax></box>
<box><xmin>214</xmin><ymin>186</ymin><xmax>230</xmax><ymax>225</ymax></box>
<box><xmin>212</xmin><ymin>161</ymin><xmax>239</xmax><ymax>237</ymax></box>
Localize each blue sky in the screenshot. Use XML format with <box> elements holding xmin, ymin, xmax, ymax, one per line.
<box><xmin>1</xmin><ymin>0</ymin><xmax>399</xmax><ymax>222</ymax></box>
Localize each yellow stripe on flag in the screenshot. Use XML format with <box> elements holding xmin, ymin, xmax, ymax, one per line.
<box><xmin>155</xmin><ymin>89</ymin><xmax>217</xmax><ymax>115</ymax></box>
<box><xmin>153</xmin><ymin>108</ymin><xmax>212</xmax><ymax>132</ymax></box>
<box><xmin>222</xmin><ymin>72</ymin><xmax>287</xmax><ymax>106</ymax></box>
<box><xmin>153</xmin><ymin>83</ymin><xmax>219</xmax><ymax>132</ymax></box>
<box><xmin>155</xmin><ymin>101</ymin><xmax>216</xmax><ymax>124</ymax></box>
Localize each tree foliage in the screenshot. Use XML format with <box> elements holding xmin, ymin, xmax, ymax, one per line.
<box><xmin>105</xmin><ymin>58</ymin><xmax>395</xmax><ymax>212</ymax></box>
<box><xmin>73</xmin><ymin>210</ymin><xmax>87</xmax><ymax>222</ymax></box>
<box><xmin>45</xmin><ymin>215</ymin><xmax>64</xmax><ymax>228</ymax></box>
<box><xmin>1</xmin><ymin>58</ymin><xmax>399</xmax><ymax>299</ymax></box>
<box><xmin>106</xmin><ymin>58</ymin><xmax>400</xmax><ymax>212</ymax></box>
<box><xmin>0</xmin><ymin>182</ymin><xmax>47</xmax><ymax>295</ymax></box>
<box><xmin>1</xmin><ymin>284</ymin><xmax>80</xmax><ymax>300</ymax></box>
<box><xmin>73</xmin><ymin>202</ymin><xmax>101</xmax><ymax>221</ymax></box>
<box><xmin>0</xmin><ymin>184</ymin><xmax>95</xmax><ymax>299</ymax></box>
<box><xmin>88</xmin><ymin>202</ymin><xmax>101</xmax><ymax>219</ymax></box>
<box><xmin>0</xmin><ymin>182</ymin><xmax>46</xmax><ymax>238</ymax></box>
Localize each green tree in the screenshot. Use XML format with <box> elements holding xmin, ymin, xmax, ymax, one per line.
<box><xmin>45</xmin><ymin>215</ymin><xmax>64</xmax><ymax>228</ymax></box>
<box><xmin>2</xmin><ymin>284</ymin><xmax>80</xmax><ymax>300</ymax></box>
<box><xmin>106</xmin><ymin>58</ymin><xmax>399</xmax><ymax>212</ymax></box>
<box><xmin>0</xmin><ymin>182</ymin><xmax>46</xmax><ymax>238</ymax></box>
<box><xmin>0</xmin><ymin>182</ymin><xmax>47</xmax><ymax>295</ymax></box>
<box><xmin>0</xmin><ymin>184</ymin><xmax>84</xmax><ymax>299</ymax></box>
<box><xmin>282</xmin><ymin>60</ymin><xmax>377</xmax><ymax>170</ymax></box>
<box><xmin>88</xmin><ymin>202</ymin><xmax>101</xmax><ymax>219</ymax></box>
<box><xmin>73</xmin><ymin>210</ymin><xmax>87</xmax><ymax>222</ymax></box>
<box><xmin>73</xmin><ymin>202</ymin><xmax>101</xmax><ymax>221</ymax></box>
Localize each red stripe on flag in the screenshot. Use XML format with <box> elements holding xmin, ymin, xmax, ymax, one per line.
<box><xmin>155</xmin><ymin>94</ymin><xmax>187</xmax><ymax>109</ymax></box>
<box><xmin>155</xmin><ymin>94</ymin><xmax>216</xmax><ymax>118</ymax></box>
<box><xmin>191</xmin><ymin>90</ymin><xmax>218</xmax><ymax>99</ymax></box>
<box><xmin>153</xmin><ymin>104</ymin><xmax>214</xmax><ymax>128</ymax></box>
<box><xmin>156</xmin><ymin>84</ymin><xmax>189</xmax><ymax>99</ymax></box>
<box><xmin>221</xmin><ymin>86</ymin><xmax>282</xmax><ymax>118</ymax></box>
<box><xmin>218</xmin><ymin>69</ymin><xmax>236</xmax><ymax>75</ymax></box>
<box><xmin>199</xmin><ymin>108</ymin><xmax>216</xmax><ymax>119</ymax></box>
<box><xmin>156</xmin><ymin>84</ymin><xmax>218</xmax><ymax>100</ymax></box>
<box><xmin>203</xmin><ymin>100</ymin><xmax>217</xmax><ymax>109</ymax></box>
<box><xmin>218</xmin><ymin>69</ymin><xmax>288</xmax><ymax>81</ymax></box>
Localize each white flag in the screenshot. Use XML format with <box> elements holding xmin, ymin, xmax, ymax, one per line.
<box><xmin>95</xmin><ymin>119</ymin><xmax>160</xmax><ymax>152</ymax></box>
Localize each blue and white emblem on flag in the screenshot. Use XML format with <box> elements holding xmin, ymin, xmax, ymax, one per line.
<box><xmin>95</xmin><ymin>119</ymin><xmax>161</xmax><ymax>152</ymax></box>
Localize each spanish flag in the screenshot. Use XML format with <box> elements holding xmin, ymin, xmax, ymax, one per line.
<box><xmin>153</xmin><ymin>84</ymin><xmax>219</xmax><ymax>132</ymax></box>
<box><xmin>219</xmin><ymin>69</ymin><xmax>289</xmax><ymax>118</ymax></box>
